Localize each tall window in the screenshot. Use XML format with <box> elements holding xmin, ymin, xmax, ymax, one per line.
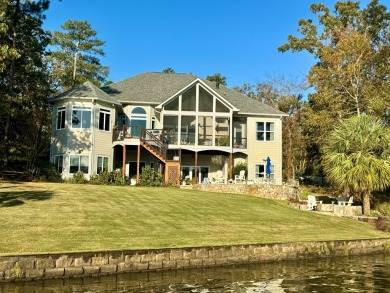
<box><xmin>163</xmin><ymin>116</ymin><xmax>178</xmax><ymax>144</ymax></box>
<box><xmin>97</xmin><ymin>156</ymin><xmax>109</xmax><ymax>174</ymax></box>
<box><xmin>99</xmin><ymin>108</ymin><xmax>110</xmax><ymax>131</ymax></box>
<box><xmin>57</xmin><ymin>107</ymin><xmax>66</xmax><ymax>130</ymax></box>
<box><xmin>54</xmin><ymin>155</ymin><xmax>63</xmax><ymax>173</ymax></box>
<box><xmin>130</xmin><ymin>107</ymin><xmax>147</xmax><ymax>136</ymax></box>
<box><xmin>256</xmin><ymin>122</ymin><xmax>274</xmax><ymax>141</ymax></box>
<box><xmin>70</xmin><ymin>155</ymin><xmax>89</xmax><ymax>173</ymax></box>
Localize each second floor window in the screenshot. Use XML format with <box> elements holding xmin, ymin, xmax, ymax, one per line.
<box><xmin>99</xmin><ymin>108</ymin><xmax>110</xmax><ymax>131</ymax></box>
<box><xmin>57</xmin><ymin>107</ymin><xmax>66</xmax><ymax>130</ymax></box>
<box><xmin>72</xmin><ymin>106</ymin><xmax>91</xmax><ymax>129</ymax></box>
<box><xmin>256</xmin><ymin>122</ymin><xmax>274</xmax><ymax>141</ymax></box>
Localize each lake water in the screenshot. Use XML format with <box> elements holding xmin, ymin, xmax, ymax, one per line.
<box><xmin>1</xmin><ymin>253</ymin><xmax>390</xmax><ymax>292</ymax></box>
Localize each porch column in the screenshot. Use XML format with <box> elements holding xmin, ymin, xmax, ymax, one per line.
<box><xmin>229</xmin><ymin>152</ymin><xmax>233</xmax><ymax>180</ymax></box>
<box><xmin>136</xmin><ymin>144</ymin><xmax>141</xmax><ymax>183</ymax></box>
<box><xmin>122</xmin><ymin>144</ymin><xmax>126</xmax><ymax>177</ymax></box>
<box><xmin>159</xmin><ymin>161</ymin><xmax>163</xmax><ymax>175</ymax></box>
<box><xmin>194</xmin><ymin>151</ymin><xmax>198</xmax><ymax>184</ymax></box>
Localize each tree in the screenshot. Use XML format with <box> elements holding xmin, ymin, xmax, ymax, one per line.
<box><xmin>322</xmin><ymin>115</ymin><xmax>390</xmax><ymax>215</ymax></box>
<box><xmin>48</xmin><ymin>20</ymin><xmax>109</xmax><ymax>91</ymax></box>
<box><xmin>162</xmin><ymin>67</ymin><xmax>175</xmax><ymax>73</ymax></box>
<box><xmin>0</xmin><ymin>0</ymin><xmax>20</xmax><ymax>73</ymax></box>
<box><xmin>206</xmin><ymin>73</ymin><xmax>227</xmax><ymax>88</ymax></box>
<box><xmin>279</xmin><ymin>0</ymin><xmax>390</xmax><ymax>173</ymax></box>
<box><xmin>0</xmin><ymin>0</ymin><xmax>52</xmax><ymax>171</ymax></box>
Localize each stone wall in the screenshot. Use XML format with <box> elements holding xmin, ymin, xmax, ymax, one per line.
<box><xmin>1</xmin><ymin>239</ymin><xmax>389</xmax><ymax>282</ymax></box>
<box><xmin>192</xmin><ymin>183</ymin><xmax>298</xmax><ymax>200</ymax></box>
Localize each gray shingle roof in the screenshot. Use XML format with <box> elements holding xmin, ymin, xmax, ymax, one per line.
<box><xmin>50</xmin><ymin>81</ymin><xmax>121</xmax><ymax>105</ymax></box>
<box><xmin>102</xmin><ymin>72</ymin><xmax>286</xmax><ymax>116</ymax></box>
<box><xmin>101</xmin><ymin>73</ymin><xmax>198</xmax><ymax>104</ymax></box>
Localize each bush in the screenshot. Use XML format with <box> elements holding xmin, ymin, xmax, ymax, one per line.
<box><xmin>69</xmin><ymin>172</ymin><xmax>87</xmax><ymax>184</ymax></box>
<box><xmin>89</xmin><ymin>173</ymin><xmax>101</xmax><ymax>185</ymax></box>
<box><xmin>376</xmin><ymin>217</ymin><xmax>390</xmax><ymax>232</ymax></box>
<box><xmin>138</xmin><ymin>166</ymin><xmax>163</xmax><ymax>186</ymax></box>
<box><xmin>112</xmin><ymin>171</ymin><xmax>126</xmax><ymax>185</ymax></box>
<box><xmin>35</xmin><ymin>162</ymin><xmax>63</xmax><ymax>182</ymax></box>
<box><xmin>377</xmin><ymin>202</ymin><xmax>390</xmax><ymax>216</ymax></box>
<box><xmin>232</xmin><ymin>162</ymin><xmax>247</xmax><ymax>177</ymax></box>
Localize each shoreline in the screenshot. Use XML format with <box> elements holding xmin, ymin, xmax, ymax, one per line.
<box><xmin>2</xmin><ymin>238</ymin><xmax>390</xmax><ymax>283</ymax></box>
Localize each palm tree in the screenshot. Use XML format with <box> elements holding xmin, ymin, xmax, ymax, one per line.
<box><xmin>206</xmin><ymin>73</ymin><xmax>227</xmax><ymax>88</ymax></box>
<box><xmin>322</xmin><ymin>115</ymin><xmax>390</xmax><ymax>215</ymax></box>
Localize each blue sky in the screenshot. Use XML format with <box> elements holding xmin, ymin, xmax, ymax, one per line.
<box><xmin>42</xmin><ymin>0</ymin><xmax>376</xmax><ymax>88</ymax></box>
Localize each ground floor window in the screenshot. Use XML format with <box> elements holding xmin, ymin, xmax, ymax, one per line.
<box><xmin>181</xmin><ymin>166</ymin><xmax>209</xmax><ymax>183</ymax></box>
<box><xmin>70</xmin><ymin>155</ymin><xmax>89</xmax><ymax>174</ymax></box>
<box><xmin>54</xmin><ymin>155</ymin><xmax>63</xmax><ymax>173</ymax></box>
<box><xmin>97</xmin><ymin>156</ymin><xmax>109</xmax><ymax>174</ymax></box>
<box><xmin>254</xmin><ymin>163</ymin><xmax>275</xmax><ymax>180</ymax></box>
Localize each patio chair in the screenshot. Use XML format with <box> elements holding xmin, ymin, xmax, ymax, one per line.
<box><xmin>339</xmin><ymin>196</ymin><xmax>354</xmax><ymax>206</ymax></box>
<box><xmin>234</xmin><ymin>170</ymin><xmax>246</xmax><ymax>184</ymax></box>
<box><xmin>306</xmin><ymin>195</ymin><xmax>322</xmax><ymax>210</ymax></box>
<box><xmin>216</xmin><ymin>170</ymin><xmax>226</xmax><ymax>184</ymax></box>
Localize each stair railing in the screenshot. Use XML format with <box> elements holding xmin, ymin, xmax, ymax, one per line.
<box><xmin>140</xmin><ymin>127</ymin><xmax>167</xmax><ymax>161</ymax></box>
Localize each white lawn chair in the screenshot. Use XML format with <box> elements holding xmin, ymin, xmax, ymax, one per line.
<box><xmin>306</xmin><ymin>195</ymin><xmax>322</xmax><ymax>210</ymax></box>
<box><xmin>216</xmin><ymin>170</ymin><xmax>226</xmax><ymax>184</ymax></box>
<box><xmin>340</xmin><ymin>196</ymin><xmax>354</xmax><ymax>206</ymax></box>
<box><xmin>234</xmin><ymin>170</ymin><xmax>246</xmax><ymax>184</ymax></box>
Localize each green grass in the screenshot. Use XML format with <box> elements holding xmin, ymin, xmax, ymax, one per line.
<box><xmin>0</xmin><ymin>181</ymin><xmax>388</xmax><ymax>255</ymax></box>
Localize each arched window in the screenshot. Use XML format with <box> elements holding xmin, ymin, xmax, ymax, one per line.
<box><xmin>130</xmin><ymin>107</ymin><xmax>147</xmax><ymax>137</ymax></box>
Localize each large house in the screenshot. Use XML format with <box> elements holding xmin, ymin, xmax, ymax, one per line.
<box><xmin>49</xmin><ymin>72</ymin><xmax>287</xmax><ymax>185</ymax></box>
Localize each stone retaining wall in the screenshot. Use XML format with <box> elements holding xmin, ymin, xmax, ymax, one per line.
<box><xmin>193</xmin><ymin>183</ymin><xmax>298</xmax><ymax>200</ymax></box>
<box><xmin>1</xmin><ymin>239</ymin><xmax>389</xmax><ymax>282</ymax></box>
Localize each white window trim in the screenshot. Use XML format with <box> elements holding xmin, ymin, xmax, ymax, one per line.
<box><xmin>254</xmin><ymin>163</ymin><xmax>275</xmax><ymax>179</ymax></box>
<box><xmin>69</xmin><ymin>154</ymin><xmax>90</xmax><ymax>174</ymax></box>
<box><xmin>56</xmin><ymin>107</ymin><xmax>66</xmax><ymax>130</ymax></box>
<box><xmin>97</xmin><ymin>155</ymin><xmax>109</xmax><ymax>174</ymax></box>
<box><xmin>256</xmin><ymin>122</ymin><xmax>275</xmax><ymax>142</ymax></box>
<box><xmin>72</xmin><ymin>106</ymin><xmax>92</xmax><ymax>129</ymax></box>
<box><xmin>99</xmin><ymin>108</ymin><xmax>111</xmax><ymax>132</ymax></box>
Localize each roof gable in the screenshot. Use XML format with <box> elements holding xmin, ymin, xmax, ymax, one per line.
<box><xmin>156</xmin><ymin>78</ymin><xmax>238</xmax><ymax>112</ymax></box>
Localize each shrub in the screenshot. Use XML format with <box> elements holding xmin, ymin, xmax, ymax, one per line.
<box><xmin>138</xmin><ymin>166</ymin><xmax>163</xmax><ymax>186</ymax></box>
<box><xmin>95</xmin><ymin>171</ymin><xmax>114</xmax><ymax>185</ymax></box>
<box><xmin>376</xmin><ymin>217</ymin><xmax>390</xmax><ymax>232</ymax></box>
<box><xmin>35</xmin><ymin>162</ymin><xmax>63</xmax><ymax>182</ymax></box>
<box><xmin>377</xmin><ymin>203</ymin><xmax>390</xmax><ymax>217</ymax></box>
<box><xmin>112</xmin><ymin>171</ymin><xmax>126</xmax><ymax>185</ymax></box>
<box><xmin>89</xmin><ymin>173</ymin><xmax>100</xmax><ymax>185</ymax></box>
<box><xmin>69</xmin><ymin>172</ymin><xmax>87</xmax><ymax>184</ymax></box>
<box><xmin>232</xmin><ymin>162</ymin><xmax>247</xmax><ymax>177</ymax></box>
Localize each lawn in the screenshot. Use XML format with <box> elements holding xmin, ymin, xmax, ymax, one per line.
<box><xmin>0</xmin><ymin>181</ymin><xmax>388</xmax><ymax>255</ymax></box>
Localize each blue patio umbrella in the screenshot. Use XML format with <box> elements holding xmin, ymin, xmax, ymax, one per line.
<box><xmin>265</xmin><ymin>156</ymin><xmax>272</xmax><ymax>176</ymax></box>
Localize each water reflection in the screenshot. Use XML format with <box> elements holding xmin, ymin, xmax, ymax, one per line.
<box><xmin>1</xmin><ymin>254</ymin><xmax>390</xmax><ymax>292</ymax></box>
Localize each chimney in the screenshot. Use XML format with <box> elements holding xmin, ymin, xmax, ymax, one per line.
<box><xmin>216</xmin><ymin>81</ymin><xmax>220</xmax><ymax>89</ymax></box>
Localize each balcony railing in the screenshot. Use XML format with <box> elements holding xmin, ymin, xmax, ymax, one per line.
<box><xmin>113</xmin><ymin>126</ymin><xmax>247</xmax><ymax>149</ymax></box>
<box><xmin>233</xmin><ymin>138</ymin><xmax>247</xmax><ymax>149</ymax></box>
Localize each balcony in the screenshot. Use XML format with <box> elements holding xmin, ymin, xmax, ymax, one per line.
<box><xmin>113</xmin><ymin>126</ymin><xmax>247</xmax><ymax>149</ymax></box>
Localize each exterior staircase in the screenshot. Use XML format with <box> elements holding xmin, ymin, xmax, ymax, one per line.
<box><xmin>140</xmin><ymin>128</ymin><xmax>181</xmax><ymax>186</ymax></box>
<box><xmin>140</xmin><ymin>128</ymin><xmax>167</xmax><ymax>162</ymax></box>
